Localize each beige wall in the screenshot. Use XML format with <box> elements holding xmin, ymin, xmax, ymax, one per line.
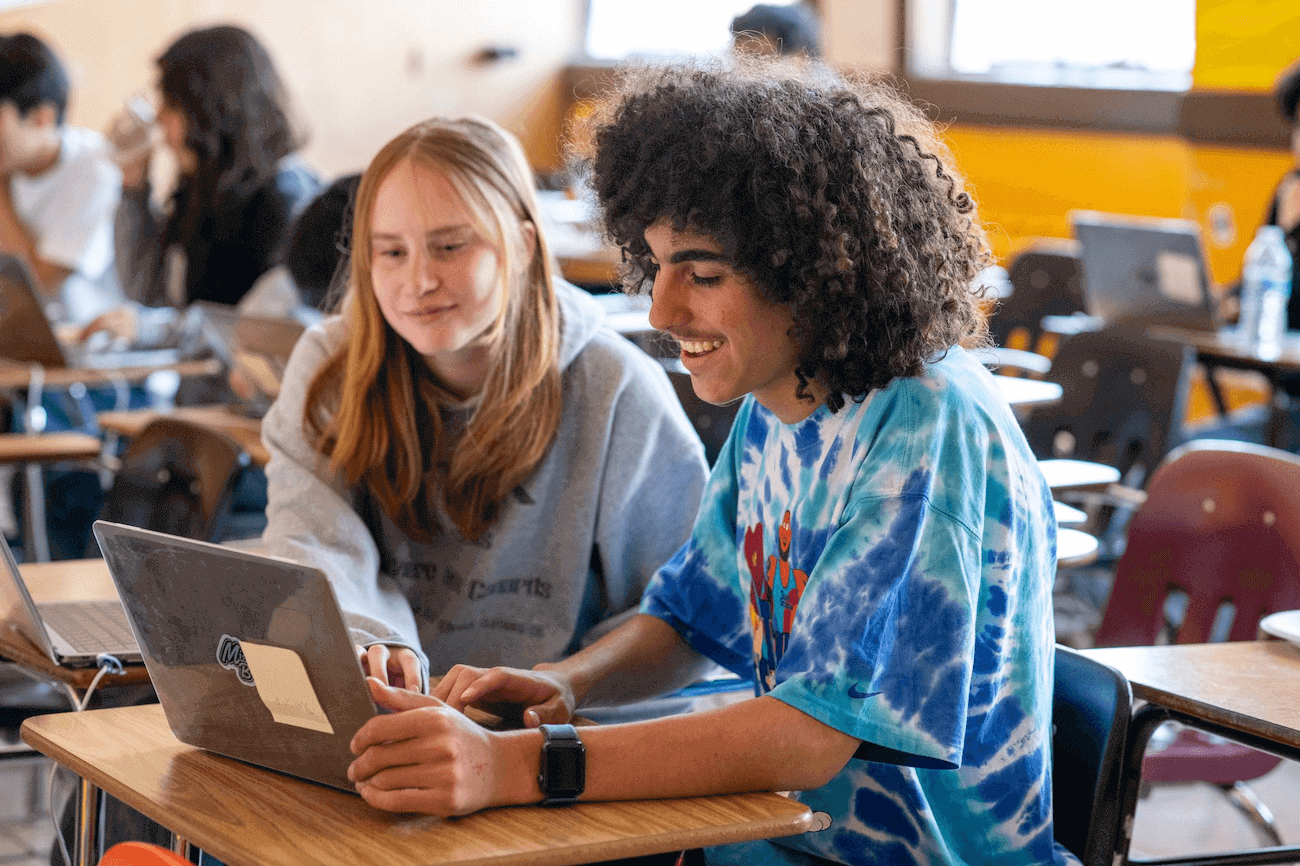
<box><xmin>0</xmin><ymin>0</ymin><xmax>583</xmax><ymax>178</ymax></box>
<box><xmin>822</xmin><ymin>0</ymin><xmax>897</xmax><ymax>72</ymax></box>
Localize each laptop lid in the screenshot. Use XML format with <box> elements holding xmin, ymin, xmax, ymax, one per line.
<box><xmin>0</xmin><ymin>251</ymin><xmax>180</xmax><ymax>370</ymax></box>
<box><xmin>1071</xmin><ymin>210</ymin><xmax>1220</xmax><ymax>332</ymax></box>
<box><xmin>192</xmin><ymin>301</ymin><xmax>302</xmax><ymax>408</ymax></box>
<box><xmin>92</xmin><ymin>521</ymin><xmax>376</xmax><ymax>791</ymax></box>
<box><xmin>0</xmin><ymin>253</ymin><xmax>68</xmax><ymax>367</ymax></box>
<box><xmin>0</xmin><ymin>534</ymin><xmax>139</xmax><ymax>666</ymax></box>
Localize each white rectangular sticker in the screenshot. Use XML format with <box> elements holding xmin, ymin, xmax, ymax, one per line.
<box><xmin>1155</xmin><ymin>250</ymin><xmax>1202</xmax><ymax>305</ymax></box>
<box><xmin>239</xmin><ymin>641</ymin><xmax>334</xmax><ymax>734</ymax></box>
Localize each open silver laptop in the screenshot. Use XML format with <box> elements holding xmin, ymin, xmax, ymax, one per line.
<box><xmin>0</xmin><ymin>253</ymin><xmax>179</xmax><ymax>369</ymax></box>
<box><xmin>1071</xmin><ymin>210</ymin><xmax>1222</xmax><ymax>332</ymax></box>
<box><xmin>0</xmin><ymin>534</ymin><xmax>141</xmax><ymax>667</ymax></box>
<box><xmin>92</xmin><ymin>521</ymin><xmax>376</xmax><ymax>791</ymax></box>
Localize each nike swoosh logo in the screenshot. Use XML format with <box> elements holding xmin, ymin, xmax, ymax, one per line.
<box><xmin>847</xmin><ymin>685</ymin><xmax>882</xmax><ymax>699</ymax></box>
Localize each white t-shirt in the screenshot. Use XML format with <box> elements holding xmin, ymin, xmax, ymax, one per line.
<box><xmin>9</xmin><ymin>125</ymin><xmax>124</xmax><ymax>323</ymax></box>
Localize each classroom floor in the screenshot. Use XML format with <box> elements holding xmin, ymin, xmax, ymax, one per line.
<box><xmin>0</xmin><ymin>737</ymin><xmax>1297</xmax><ymax>866</ymax></box>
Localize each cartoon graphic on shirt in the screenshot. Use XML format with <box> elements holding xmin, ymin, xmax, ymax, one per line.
<box><xmin>745</xmin><ymin>510</ymin><xmax>810</xmax><ymax>690</ymax></box>
<box><xmin>767</xmin><ymin>510</ymin><xmax>809</xmax><ymax>660</ymax></box>
<box><xmin>743</xmin><ymin>523</ymin><xmax>776</xmax><ymax>688</ymax></box>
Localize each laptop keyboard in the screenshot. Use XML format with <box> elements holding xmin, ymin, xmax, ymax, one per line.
<box><xmin>39</xmin><ymin>601</ymin><xmax>138</xmax><ymax>653</ymax></box>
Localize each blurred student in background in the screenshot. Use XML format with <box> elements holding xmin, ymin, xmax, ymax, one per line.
<box><xmin>261</xmin><ymin>116</ymin><xmax>709</xmax><ymax>689</ymax></box>
<box><xmin>1269</xmin><ymin>59</ymin><xmax>1300</xmax><ymax>330</ymax></box>
<box><xmin>0</xmin><ymin>32</ymin><xmax>122</xmax><ymax>324</ymax></box>
<box><xmin>240</xmin><ymin>172</ymin><xmax>360</xmax><ymax>324</ymax></box>
<box><xmin>84</xmin><ymin>24</ymin><xmax>321</xmax><ymax>347</ymax></box>
<box><xmin>730</xmin><ymin>3</ymin><xmax>821</xmax><ymax>57</ymax></box>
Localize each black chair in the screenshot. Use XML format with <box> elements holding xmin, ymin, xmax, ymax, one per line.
<box><xmin>87</xmin><ymin>418</ymin><xmax>250</xmax><ymax>556</ymax></box>
<box><xmin>1021</xmin><ymin>325</ymin><xmax>1195</xmax><ymax>570</ymax></box>
<box><xmin>1022</xmin><ymin>325</ymin><xmax>1194</xmax><ymax>492</ymax></box>
<box><xmin>1052</xmin><ymin>644</ymin><xmax>1133</xmax><ymax>866</ymax></box>
<box><xmin>990</xmin><ymin>239</ymin><xmax>1087</xmax><ymax>355</ymax></box>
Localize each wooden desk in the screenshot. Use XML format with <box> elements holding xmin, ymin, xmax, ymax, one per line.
<box><xmin>2</xmin><ymin>558</ymin><xmax>150</xmax><ymax>690</ymax></box>
<box><xmin>22</xmin><ymin>703</ymin><xmax>815</xmax><ymax>866</ymax></box>
<box><xmin>0</xmin><ymin>432</ymin><xmax>103</xmax><ymax>563</ymax></box>
<box><xmin>97</xmin><ymin>405</ymin><xmax>267</xmax><ymax>466</ymax></box>
<box><xmin>1082</xmin><ymin>642</ymin><xmax>1300</xmax><ymax>864</ymax></box>
<box><xmin>1146</xmin><ymin>326</ymin><xmax>1300</xmax><ymax>445</ymax></box>
<box><xmin>0</xmin><ymin>358</ymin><xmax>222</xmax><ymax>391</ymax></box>
<box><xmin>1082</xmin><ymin>642</ymin><xmax>1300</xmax><ymax>759</ymax></box>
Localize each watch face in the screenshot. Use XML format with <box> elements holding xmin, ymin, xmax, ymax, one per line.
<box><xmin>547</xmin><ymin>750</ymin><xmax>583</xmax><ymax>793</ymax></box>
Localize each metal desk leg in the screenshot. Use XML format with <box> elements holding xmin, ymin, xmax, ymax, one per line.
<box><xmin>21</xmin><ymin>462</ymin><xmax>50</xmax><ymax>563</ymax></box>
<box><xmin>76</xmin><ymin>777</ymin><xmax>99</xmax><ymax>866</ymax></box>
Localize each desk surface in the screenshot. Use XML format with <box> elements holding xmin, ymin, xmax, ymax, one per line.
<box><xmin>1146</xmin><ymin>326</ymin><xmax>1300</xmax><ymax>378</ymax></box>
<box><xmin>0</xmin><ymin>431</ymin><xmax>101</xmax><ymax>465</ymax></box>
<box><xmin>1</xmin><ymin>559</ymin><xmax>150</xmax><ymax>689</ymax></box>
<box><xmin>1082</xmin><ymin>641</ymin><xmax>1300</xmax><ymax>752</ymax></box>
<box><xmin>0</xmin><ymin>358</ymin><xmax>222</xmax><ymax>391</ymax></box>
<box><xmin>992</xmin><ymin>375</ymin><xmax>1062</xmax><ymax>408</ymax></box>
<box><xmin>97</xmin><ymin>405</ymin><xmax>268</xmax><ymax>466</ymax></box>
<box><xmin>23</xmin><ymin>703</ymin><xmax>814</xmax><ymax>866</ymax></box>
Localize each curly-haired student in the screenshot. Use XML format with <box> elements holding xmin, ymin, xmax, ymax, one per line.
<box><xmin>349</xmin><ymin>59</ymin><xmax>1065</xmax><ymax>866</ymax></box>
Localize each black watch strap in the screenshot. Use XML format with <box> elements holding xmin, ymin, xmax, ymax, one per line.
<box><xmin>538</xmin><ymin>723</ymin><xmax>585</xmax><ymax>806</ymax></box>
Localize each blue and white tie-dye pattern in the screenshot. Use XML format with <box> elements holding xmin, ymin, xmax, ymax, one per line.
<box><xmin>641</xmin><ymin>347</ymin><xmax>1075</xmax><ymax>865</ymax></box>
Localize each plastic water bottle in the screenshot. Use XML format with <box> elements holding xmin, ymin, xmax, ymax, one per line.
<box><xmin>1241</xmin><ymin>225</ymin><xmax>1293</xmax><ymax>359</ymax></box>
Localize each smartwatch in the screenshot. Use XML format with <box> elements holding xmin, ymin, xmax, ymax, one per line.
<box><xmin>537</xmin><ymin>723</ymin><xmax>586</xmax><ymax>805</ymax></box>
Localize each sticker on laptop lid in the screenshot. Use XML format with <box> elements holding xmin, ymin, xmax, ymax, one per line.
<box><xmin>239</xmin><ymin>640</ymin><xmax>334</xmax><ymax>734</ymax></box>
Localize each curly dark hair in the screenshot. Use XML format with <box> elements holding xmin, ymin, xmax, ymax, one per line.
<box><xmin>581</xmin><ymin>58</ymin><xmax>991</xmax><ymax>412</ymax></box>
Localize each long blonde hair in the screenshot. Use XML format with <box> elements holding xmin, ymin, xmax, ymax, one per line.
<box><xmin>304</xmin><ymin>117</ymin><xmax>562</xmax><ymax>542</ymax></box>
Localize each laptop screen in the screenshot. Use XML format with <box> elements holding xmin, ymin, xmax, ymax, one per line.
<box><xmin>1071</xmin><ymin>210</ymin><xmax>1220</xmax><ymax>332</ymax></box>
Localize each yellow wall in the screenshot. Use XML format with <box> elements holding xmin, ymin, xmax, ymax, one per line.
<box><xmin>934</xmin><ymin>0</ymin><xmax>1300</xmax><ymax>284</ymax></box>
<box><xmin>944</xmin><ymin>128</ymin><xmax>1193</xmax><ymax>265</ymax></box>
<box><xmin>1193</xmin><ymin>0</ymin><xmax>1300</xmax><ymax>90</ymax></box>
<box><xmin>0</xmin><ymin>0</ymin><xmax>581</xmax><ymax>178</ymax></box>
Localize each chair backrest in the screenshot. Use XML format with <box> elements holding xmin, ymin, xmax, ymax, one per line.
<box><xmin>667</xmin><ymin>369</ymin><xmax>740</xmax><ymax>466</ymax></box>
<box><xmin>1052</xmin><ymin>644</ymin><xmax>1132</xmax><ymax>866</ymax></box>
<box><xmin>1095</xmin><ymin>440</ymin><xmax>1300</xmax><ymax>647</ymax></box>
<box><xmin>89</xmin><ymin>417</ymin><xmax>250</xmax><ymax>556</ymax></box>
<box><xmin>1020</xmin><ymin>326</ymin><xmax>1193</xmax><ymax>489</ymax></box>
<box><xmin>991</xmin><ymin>240</ymin><xmax>1086</xmax><ymax>353</ymax></box>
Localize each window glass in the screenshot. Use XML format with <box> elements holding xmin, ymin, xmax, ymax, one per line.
<box><xmin>586</xmin><ymin>0</ymin><xmax>776</xmax><ymax>59</ymax></box>
<box><xmin>917</xmin><ymin>0</ymin><xmax>1195</xmax><ymax>90</ymax></box>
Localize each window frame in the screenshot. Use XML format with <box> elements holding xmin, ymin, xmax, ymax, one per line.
<box><xmin>898</xmin><ymin>0</ymin><xmax>1289</xmax><ymax>148</ymax></box>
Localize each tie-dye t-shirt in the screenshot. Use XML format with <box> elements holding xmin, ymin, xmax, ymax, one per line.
<box><xmin>641</xmin><ymin>347</ymin><xmax>1074</xmax><ymax>865</ymax></box>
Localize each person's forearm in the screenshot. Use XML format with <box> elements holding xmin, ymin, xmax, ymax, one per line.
<box><xmin>539</xmin><ymin>613</ymin><xmax>717</xmax><ymax>708</ymax></box>
<box><xmin>492</xmin><ymin>694</ymin><xmax>860</xmax><ymax>806</ymax></box>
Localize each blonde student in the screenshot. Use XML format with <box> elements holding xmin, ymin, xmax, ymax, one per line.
<box><xmin>260</xmin><ymin>116</ymin><xmax>709</xmax><ymax>691</ymax></box>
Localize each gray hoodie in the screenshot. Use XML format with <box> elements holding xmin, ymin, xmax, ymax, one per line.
<box><xmin>261</xmin><ymin>282</ymin><xmax>708</xmax><ymax>677</ymax></box>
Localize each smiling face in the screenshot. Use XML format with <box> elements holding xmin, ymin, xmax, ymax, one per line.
<box><xmin>369</xmin><ymin>158</ymin><xmax>518</xmax><ymax>397</ymax></box>
<box><xmin>644</xmin><ymin>221</ymin><xmax>814</xmax><ymax>423</ymax></box>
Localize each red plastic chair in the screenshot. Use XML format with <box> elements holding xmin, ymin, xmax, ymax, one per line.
<box><xmin>1095</xmin><ymin>439</ymin><xmax>1300</xmax><ymax>862</ymax></box>
<box><xmin>98</xmin><ymin>842</ymin><xmax>190</xmax><ymax>866</ymax></box>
